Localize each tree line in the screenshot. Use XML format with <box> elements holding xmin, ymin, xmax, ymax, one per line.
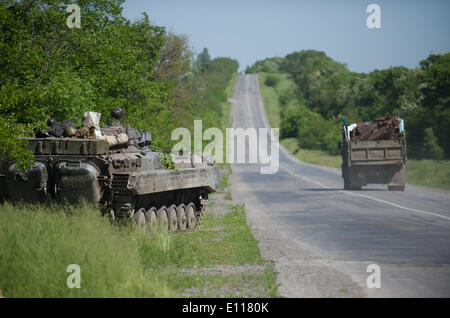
<box><xmin>0</xmin><ymin>0</ymin><xmax>238</xmax><ymax>169</ymax></box>
<box><xmin>246</xmin><ymin>50</ymin><xmax>450</xmax><ymax>160</ymax></box>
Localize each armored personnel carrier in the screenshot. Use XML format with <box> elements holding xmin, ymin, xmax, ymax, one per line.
<box><xmin>0</xmin><ymin>109</ymin><xmax>220</xmax><ymax>232</ymax></box>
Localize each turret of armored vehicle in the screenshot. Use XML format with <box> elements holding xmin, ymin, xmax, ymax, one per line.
<box><xmin>0</xmin><ymin>109</ymin><xmax>220</xmax><ymax>232</ymax></box>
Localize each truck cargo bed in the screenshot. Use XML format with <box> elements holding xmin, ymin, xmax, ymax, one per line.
<box><xmin>346</xmin><ymin>139</ymin><xmax>406</xmax><ymax>166</ymax></box>
<box><xmin>341</xmin><ymin>121</ymin><xmax>407</xmax><ymax>191</ymax></box>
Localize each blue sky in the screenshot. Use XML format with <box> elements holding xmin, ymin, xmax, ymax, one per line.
<box><xmin>122</xmin><ymin>0</ymin><xmax>450</xmax><ymax>73</ymax></box>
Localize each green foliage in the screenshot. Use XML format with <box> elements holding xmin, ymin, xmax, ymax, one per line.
<box><xmin>245</xmin><ymin>57</ymin><xmax>283</xmax><ymax>74</ymax></box>
<box><xmin>190</xmin><ymin>51</ymin><xmax>238</xmax><ymax>139</ymax></box>
<box><xmin>264</xmin><ymin>74</ymin><xmax>279</xmax><ymax>87</ymax></box>
<box><xmin>295</xmin><ymin>108</ymin><xmax>327</xmax><ymax>149</ymax></box>
<box><xmin>321</xmin><ymin>124</ymin><xmax>342</xmax><ymax>155</ymax></box>
<box><xmin>0</xmin><ymin>117</ymin><xmax>34</xmax><ymax>170</ymax></box>
<box><xmin>414</xmin><ymin>53</ymin><xmax>450</xmax><ymax>158</ymax></box>
<box><xmin>254</xmin><ymin>50</ymin><xmax>450</xmax><ymax>159</ymax></box>
<box><xmin>159</xmin><ymin>153</ymin><xmax>177</xmax><ymax>170</ymax></box>
<box><xmin>196</xmin><ymin>48</ymin><xmax>211</xmax><ymax>73</ymax></box>
<box><xmin>406</xmin><ymin>159</ymin><xmax>450</xmax><ymax>190</ymax></box>
<box><xmin>423</xmin><ymin>127</ymin><xmax>444</xmax><ymax>160</ymax></box>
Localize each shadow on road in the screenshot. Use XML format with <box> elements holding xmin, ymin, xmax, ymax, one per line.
<box><xmin>302</xmin><ymin>188</ymin><xmax>388</xmax><ymax>192</ymax></box>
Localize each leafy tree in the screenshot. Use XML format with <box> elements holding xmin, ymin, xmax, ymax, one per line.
<box><xmin>265</xmin><ymin>75</ymin><xmax>279</xmax><ymax>87</ymax></box>
<box><xmin>195</xmin><ymin>48</ymin><xmax>211</xmax><ymax>73</ymax></box>
<box><xmin>423</xmin><ymin>127</ymin><xmax>444</xmax><ymax>160</ymax></box>
<box><xmin>418</xmin><ymin>53</ymin><xmax>450</xmax><ymax>157</ymax></box>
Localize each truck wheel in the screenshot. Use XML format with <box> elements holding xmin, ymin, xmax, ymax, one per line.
<box><xmin>168</xmin><ymin>204</ymin><xmax>178</xmax><ymax>233</ymax></box>
<box><xmin>343</xmin><ymin>176</ymin><xmax>351</xmax><ymax>190</ymax></box>
<box><xmin>185</xmin><ymin>203</ymin><xmax>196</xmax><ymax>229</ymax></box>
<box><xmin>388</xmin><ymin>185</ymin><xmax>405</xmax><ymax>191</ymax></box>
<box><xmin>344</xmin><ymin>177</ymin><xmax>361</xmax><ymax>190</ymax></box>
<box><xmin>177</xmin><ymin>204</ymin><xmax>187</xmax><ymax>232</ymax></box>
<box><xmin>157</xmin><ymin>206</ymin><xmax>169</xmax><ymax>230</ymax></box>
<box><xmin>344</xmin><ymin>184</ymin><xmax>361</xmax><ymax>190</ymax></box>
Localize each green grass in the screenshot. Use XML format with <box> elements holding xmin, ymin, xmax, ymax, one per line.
<box><xmin>258</xmin><ymin>73</ymin><xmax>450</xmax><ymax>191</ymax></box>
<box><xmin>152</xmin><ymin>204</ymin><xmax>278</xmax><ymax>297</ymax></box>
<box><xmin>257</xmin><ymin>72</ymin><xmax>297</xmax><ymax>129</ymax></box>
<box><xmin>0</xmin><ymin>201</ymin><xmax>278</xmax><ymax>297</ymax></box>
<box><xmin>281</xmin><ymin>138</ymin><xmax>342</xmax><ymax>169</ymax></box>
<box><xmin>218</xmin><ymin>163</ymin><xmax>232</xmax><ymax>190</ymax></box>
<box><xmin>405</xmin><ymin>159</ymin><xmax>450</xmax><ymax>190</ymax></box>
<box><xmin>221</xmin><ymin>74</ymin><xmax>238</xmax><ymax>129</ymax></box>
<box><xmin>0</xmin><ymin>202</ymin><xmax>173</xmax><ymax>298</ymax></box>
<box><xmin>163</xmin><ymin>205</ymin><xmax>264</xmax><ymax>267</ymax></box>
<box><xmin>217</xmin><ymin>163</ymin><xmax>233</xmax><ymax>200</ymax></box>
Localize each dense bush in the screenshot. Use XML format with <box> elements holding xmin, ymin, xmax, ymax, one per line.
<box><xmin>265</xmin><ymin>75</ymin><xmax>280</xmax><ymax>87</ymax></box>
<box><xmin>423</xmin><ymin>127</ymin><xmax>444</xmax><ymax>160</ymax></box>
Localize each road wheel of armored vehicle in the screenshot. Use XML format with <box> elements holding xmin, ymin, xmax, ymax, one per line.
<box><xmin>133</xmin><ymin>208</ymin><xmax>146</xmax><ymax>228</ymax></box>
<box><xmin>185</xmin><ymin>203</ymin><xmax>196</xmax><ymax>230</ymax></box>
<box><xmin>145</xmin><ymin>207</ymin><xmax>158</xmax><ymax>231</ymax></box>
<box><xmin>168</xmin><ymin>204</ymin><xmax>178</xmax><ymax>233</ymax></box>
<box><xmin>177</xmin><ymin>204</ymin><xmax>187</xmax><ymax>231</ymax></box>
<box><xmin>157</xmin><ymin>206</ymin><xmax>169</xmax><ymax>230</ymax></box>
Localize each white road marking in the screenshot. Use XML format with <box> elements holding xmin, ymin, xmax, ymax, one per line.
<box><xmin>281</xmin><ymin>164</ymin><xmax>450</xmax><ymax>222</ymax></box>
<box><xmin>244</xmin><ymin>73</ymin><xmax>450</xmax><ymax>223</ymax></box>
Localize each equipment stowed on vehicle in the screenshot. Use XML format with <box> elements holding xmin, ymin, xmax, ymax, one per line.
<box><xmin>0</xmin><ymin>108</ymin><xmax>220</xmax><ymax>232</ymax></box>
<box><xmin>341</xmin><ymin>117</ymin><xmax>407</xmax><ymax>191</ymax></box>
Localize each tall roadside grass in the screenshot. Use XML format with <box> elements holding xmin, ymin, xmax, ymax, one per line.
<box><xmin>257</xmin><ymin>72</ymin><xmax>296</xmax><ymax>129</ymax></box>
<box><xmin>281</xmin><ymin>138</ymin><xmax>342</xmax><ymax>169</ymax></box>
<box><xmin>222</xmin><ymin>74</ymin><xmax>238</xmax><ymax>129</ymax></box>
<box><xmin>0</xmin><ymin>202</ymin><xmax>173</xmax><ymax>298</ymax></box>
<box><xmin>139</xmin><ymin>204</ymin><xmax>279</xmax><ymax>298</ymax></box>
<box><xmin>406</xmin><ymin>160</ymin><xmax>450</xmax><ymax>190</ymax></box>
<box><xmin>0</xmin><ymin>200</ymin><xmax>277</xmax><ymax>297</ymax></box>
<box><xmin>139</xmin><ymin>204</ymin><xmax>264</xmax><ymax>270</ymax></box>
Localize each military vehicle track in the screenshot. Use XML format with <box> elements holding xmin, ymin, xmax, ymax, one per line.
<box><xmin>131</xmin><ymin>194</ymin><xmax>208</xmax><ymax>232</ymax></box>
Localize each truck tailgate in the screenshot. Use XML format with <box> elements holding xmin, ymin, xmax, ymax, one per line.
<box><xmin>349</xmin><ymin>139</ymin><xmax>406</xmax><ymax>165</ymax></box>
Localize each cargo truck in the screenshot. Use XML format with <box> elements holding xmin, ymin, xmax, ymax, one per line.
<box><xmin>341</xmin><ymin>117</ymin><xmax>407</xmax><ymax>191</ymax></box>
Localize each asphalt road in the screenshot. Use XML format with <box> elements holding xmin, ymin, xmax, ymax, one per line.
<box><xmin>230</xmin><ymin>74</ymin><xmax>450</xmax><ymax>297</ymax></box>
